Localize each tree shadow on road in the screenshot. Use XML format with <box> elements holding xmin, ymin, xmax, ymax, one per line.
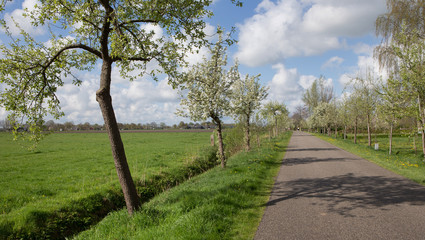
<box><xmin>266</xmin><ymin>173</ymin><xmax>425</xmax><ymax>217</ymax></box>
<box><xmin>285</xmin><ymin>147</ymin><xmax>339</xmax><ymax>152</ymax></box>
<box><xmin>282</xmin><ymin>157</ymin><xmax>357</xmax><ymax>166</ymax></box>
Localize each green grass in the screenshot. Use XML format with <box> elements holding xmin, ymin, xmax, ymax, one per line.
<box><xmin>314</xmin><ymin>133</ymin><xmax>425</xmax><ymax>186</ymax></box>
<box><xmin>74</xmin><ymin>132</ymin><xmax>292</xmax><ymax>240</ymax></box>
<box><xmin>0</xmin><ymin>131</ymin><xmax>213</xmax><ymax>239</ymax></box>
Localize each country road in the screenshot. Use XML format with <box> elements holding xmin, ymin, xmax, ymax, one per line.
<box><xmin>254</xmin><ymin>131</ymin><xmax>425</xmax><ymax>240</ymax></box>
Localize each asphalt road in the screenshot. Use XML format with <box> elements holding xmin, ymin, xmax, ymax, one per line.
<box><xmin>254</xmin><ymin>131</ymin><xmax>425</xmax><ymax>240</ymax></box>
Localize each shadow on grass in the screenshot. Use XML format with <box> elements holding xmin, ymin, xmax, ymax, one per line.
<box><xmin>266</xmin><ymin>173</ymin><xmax>425</xmax><ymax>217</ymax></box>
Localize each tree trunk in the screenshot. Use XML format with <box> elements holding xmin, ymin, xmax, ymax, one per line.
<box><xmin>354</xmin><ymin>117</ymin><xmax>358</xmax><ymax>144</ymax></box>
<box><xmin>274</xmin><ymin>117</ymin><xmax>278</xmax><ymax>137</ymax></box>
<box><xmin>389</xmin><ymin>122</ymin><xmax>393</xmax><ymax>155</ymax></box>
<box><xmin>421</xmin><ymin>104</ymin><xmax>425</xmax><ymax>161</ymax></box>
<box><xmin>414</xmin><ymin>132</ymin><xmax>417</xmax><ymax>154</ymax></box>
<box><xmin>335</xmin><ymin>125</ymin><xmax>337</xmax><ymax>138</ymax></box>
<box><xmin>216</xmin><ymin>121</ymin><xmax>226</xmax><ymax>168</ymax></box>
<box><xmin>367</xmin><ymin>114</ymin><xmax>371</xmax><ymax>147</ymax></box>
<box><xmin>245</xmin><ymin>115</ymin><xmax>251</xmax><ymax>151</ymax></box>
<box><xmin>97</xmin><ymin>60</ymin><xmax>140</xmax><ymax>215</ymax></box>
<box><xmin>344</xmin><ymin>125</ymin><xmax>347</xmax><ymax>140</ymax></box>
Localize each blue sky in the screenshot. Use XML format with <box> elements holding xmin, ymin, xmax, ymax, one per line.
<box><xmin>0</xmin><ymin>0</ymin><xmax>388</xmax><ymax>125</ymax></box>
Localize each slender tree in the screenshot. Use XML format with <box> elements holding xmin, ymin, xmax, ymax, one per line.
<box><xmin>378</xmin><ymin>75</ymin><xmax>409</xmax><ymax>155</ymax></box>
<box><xmin>375</xmin><ymin>0</ymin><xmax>425</xmax><ymax>159</ymax></box>
<box><xmin>230</xmin><ymin>62</ymin><xmax>268</xmax><ymax>151</ymax></box>
<box><xmin>261</xmin><ymin>101</ymin><xmax>289</xmax><ymax>138</ymax></box>
<box><xmin>391</xmin><ymin>26</ymin><xmax>425</xmax><ymax>159</ymax></box>
<box><xmin>177</xmin><ymin>33</ymin><xmax>233</xmax><ymax>168</ymax></box>
<box><xmin>302</xmin><ymin>76</ymin><xmax>333</xmax><ymax>115</ymax></box>
<box><xmin>346</xmin><ymin>92</ymin><xmax>363</xmax><ymax>144</ymax></box>
<box><xmin>0</xmin><ymin>0</ymin><xmax>230</xmax><ymax>215</ymax></box>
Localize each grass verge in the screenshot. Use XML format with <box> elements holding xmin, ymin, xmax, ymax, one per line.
<box><xmin>314</xmin><ymin>133</ymin><xmax>425</xmax><ymax>186</ymax></box>
<box><xmin>74</xmin><ymin>132</ymin><xmax>292</xmax><ymax>240</ymax></box>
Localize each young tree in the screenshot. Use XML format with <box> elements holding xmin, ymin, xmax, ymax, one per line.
<box><xmin>177</xmin><ymin>33</ymin><xmax>233</xmax><ymax>168</ymax></box>
<box><xmin>375</xmin><ymin>0</ymin><xmax>425</xmax><ymax>159</ymax></box>
<box><xmin>378</xmin><ymin>75</ymin><xmax>409</xmax><ymax>155</ymax></box>
<box><xmin>346</xmin><ymin>92</ymin><xmax>364</xmax><ymax>144</ymax></box>
<box><xmin>391</xmin><ymin>26</ymin><xmax>425</xmax><ymax>159</ymax></box>
<box><xmin>230</xmin><ymin>62</ymin><xmax>268</xmax><ymax>151</ymax></box>
<box><xmin>338</xmin><ymin>95</ymin><xmax>351</xmax><ymax>140</ymax></box>
<box><xmin>310</xmin><ymin>102</ymin><xmax>334</xmax><ymax>136</ymax></box>
<box><xmin>354</xmin><ymin>71</ymin><xmax>380</xmax><ymax>147</ymax></box>
<box><xmin>261</xmin><ymin>101</ymin><xmax>289</xmax><ymax>138</ymax></box>
<box><xmin>0</xmin><ymin>0</ymin><xmax>229</xmax><ymax>215</ymax></box>
<box><xmin>302</xmin><ymin>76</ymin><xmax>333</xmax><ymax>115</ymax></box>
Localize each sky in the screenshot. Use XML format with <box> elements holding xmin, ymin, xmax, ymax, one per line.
<box><xmin>0</xmin><ymin>0</ymin><xmax>389</xmax><ymax>125</ymax></box>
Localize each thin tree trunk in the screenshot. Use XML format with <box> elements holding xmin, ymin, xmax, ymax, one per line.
<box><xmin>335</xmin><ymin>125</ymin><xmax>337</xmax><ymax>138</ymax></box>
<box><xmin>354</xmin><ymin>117</ymin><xmax>358</xmax><ymax>144</ymax></box>
<box><xmin>389</xmin><ymin>122</ymin><xmax>393</xmax><ymax>155</ymax></box>
<box><xmin>96</xmin><ymin>60</ymin><xmax>140</xmax><ymax>215</ymax></box>
<box><xmin>414</xmin><ymin>131</ymin><xmax>417</xmax><ymax>154</ymax></box>
<box><xmin>216</xmin><ymin>121</ymin><xmax>226</xmax><ymax>168</ymax></box>
<box><xmin>419</xmin><ymin>95</ymin><xmax>425</xmax><ymax>161</ymax></box>
<box><xmin>344</xmin><ymin>125</ymin><xmax>347</xmax><ymax>140</ymax></box>
<box><xmin>422</xmin><ymin>109</ymin><xmax>425</xmax><ymax>161</ymax></box>
<box><xmin>245</xmin><ymin>115</ymin><xmax>251</xmax><ymax>151</ymax></box>
<box><xmin>367</xmin><ymin>114</ymin><xmax>371</xmax><ymax>147</ymax></box>
<box><xmin>274</xmin><ymin>118</ymin><xmax>278</xmax><ymax>137</ymax></box>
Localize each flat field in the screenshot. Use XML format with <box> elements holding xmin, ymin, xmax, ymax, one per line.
<box><xmin>0</xmin><ymin>131</ymin><xmax>211</xmax><ymax>236</ymax></box>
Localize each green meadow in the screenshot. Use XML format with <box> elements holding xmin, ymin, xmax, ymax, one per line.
<box><xmin>315</xmin><ymin>133</ymin><xmax>425</xmax><ymax>186</ymax></box>
<box><xmin>75</xmin><ymin>132</ymin><xmax>291</xmax><ymax>240</ymax></box>
<box><xmin>0</xmin><ymin>131</ymin><xmax>213</xmax><ymax>239</ymax></box>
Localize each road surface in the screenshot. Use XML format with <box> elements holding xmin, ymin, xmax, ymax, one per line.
<box><xmin>254</xmin><ymin>131</ymin><xmax>425</xmax><ymax>240</ymax></box>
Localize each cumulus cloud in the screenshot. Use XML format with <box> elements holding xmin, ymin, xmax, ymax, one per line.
<box><xmin>53</xmin><ymin>69</ymin><xmax>184</xmax><ymax>125</ymax></box>
<box><xmin>266</xmin><ymin>63</ymin><xmax>320</xmax><ymax>112</ymax></box>
<box><xmin>3</xmin><ymin>0</ymin><xmax>45</xmax><ymax>36</ymax></box>
<box><xmin>322</xmin><ymin>56</ymin><xmax>344</xmax><ymax>69</ymax></box>
<box><xmin>235</xmin><ymin>0</ymin><xmax>386</xmax><ymax>67</ymax></box>
<box><xmin>338</xmin><ymin>43</ymin><xmax>389</xmax><ymax>87</ymax></box>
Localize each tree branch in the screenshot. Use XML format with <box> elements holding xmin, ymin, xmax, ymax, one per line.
<box><xmin>44</xmin><ymin>43</ymin><xmax>101</xmax><ymax>69</ymax></box>
<box><xmin>118</xmin><ymin>19</ymin><xmax>158</xmax><ymax>27</ymax></box>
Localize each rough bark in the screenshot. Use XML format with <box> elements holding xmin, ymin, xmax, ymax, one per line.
<box><xmin>96</xmin><ymin>60</ymin><xmax>140</xmax><ymax>215</ymax></box>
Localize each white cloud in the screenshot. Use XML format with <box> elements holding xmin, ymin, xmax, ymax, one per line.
<box><xmin>3</xmin><ymin>0</ymin><xmax>45</xmax><ymax>36</ymax></box>
<box><xmin>322</xmin><ymin>56</ymin><xmax>344</xmax><ymax>69</ymax></box>
<box><xmin>236</xmin><ymin>0</ymin><xmax>386</xmax><ymax>67</ymax></box>
<box><xmin>266</xmin><ymin>63</ymin><xmax>320</xmax><ymax>112</ymax></box>
<box><xmin>338</xmin><ymin>51</ymin><xmax>389</xmax><ymax>87</ymax></box>
<box><xmin>53</xmin><ymin>68</ymin><xmax>184</xmax><ymax>125</ymax></box>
